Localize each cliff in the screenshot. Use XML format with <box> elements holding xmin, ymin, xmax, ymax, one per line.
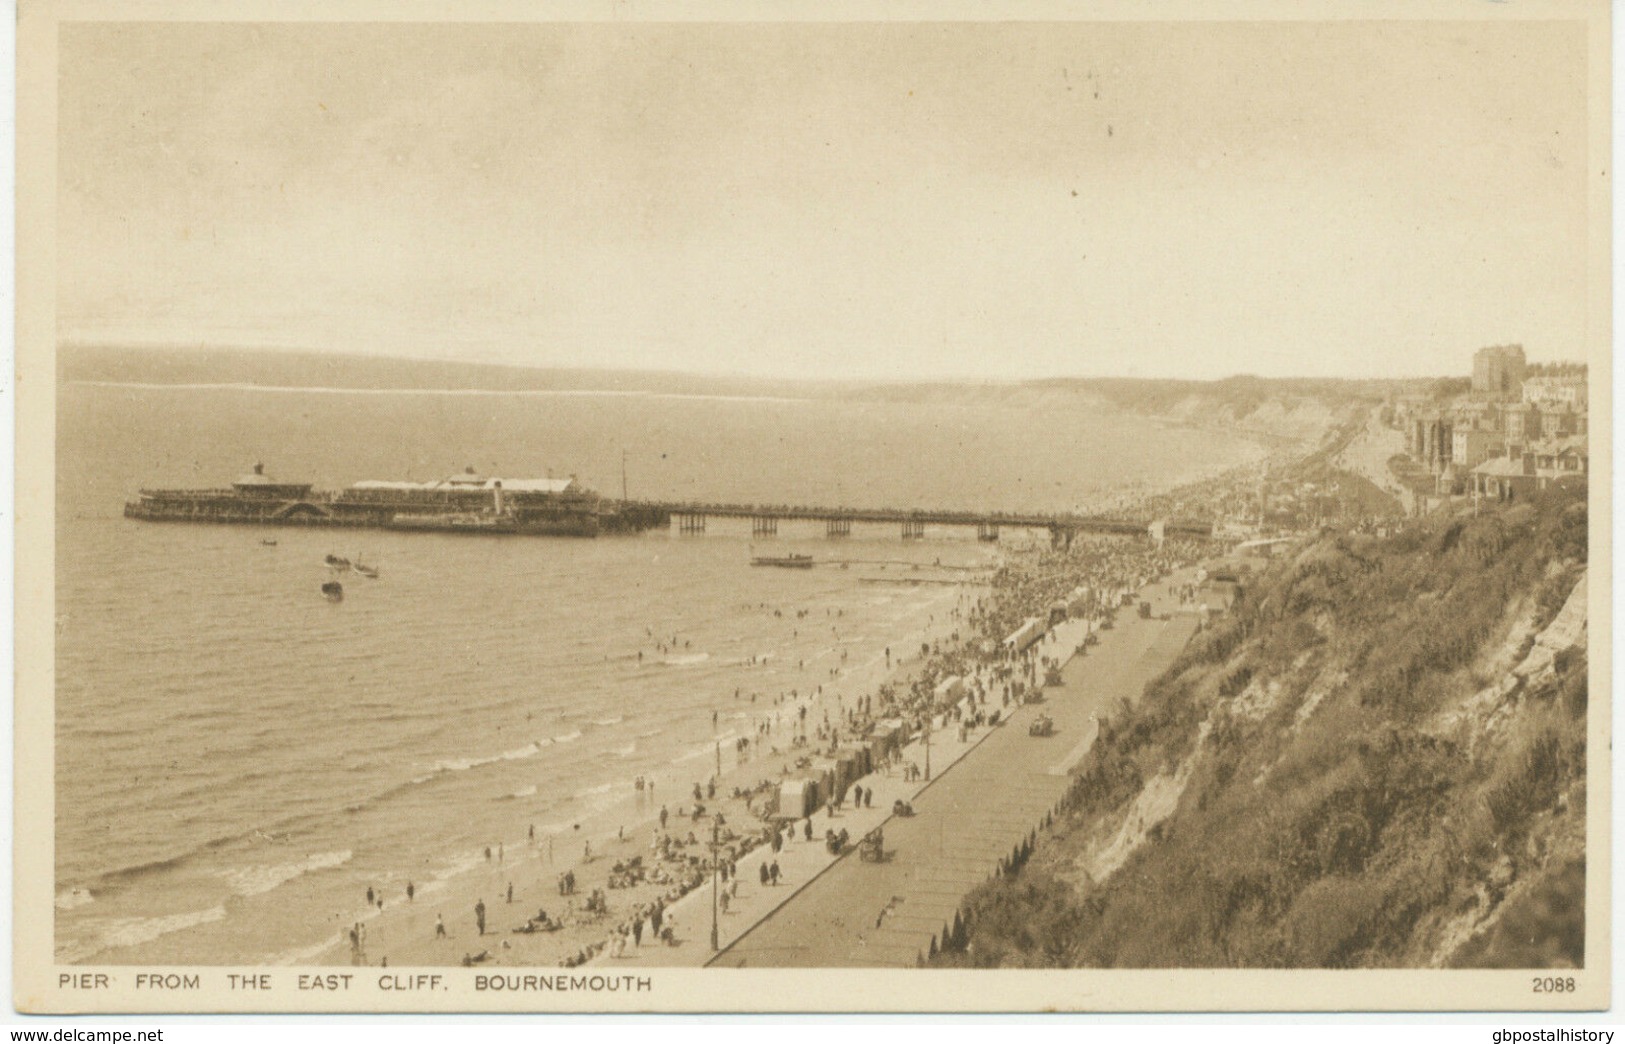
<box><xmin>61</xmin><ymin>344</ymin><xmax>1385</xmax><ymax>448</ymax></box>
<box><xmin>940</xmin><ymin>486</ymin><xmax>1590</xmax><ymax>969</ymax></box>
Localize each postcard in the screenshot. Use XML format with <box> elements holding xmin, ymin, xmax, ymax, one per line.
<box><xmin>14</xmin><ymin>0</ymin><xmax>1612</xmax><ymax>1013</ymax></box>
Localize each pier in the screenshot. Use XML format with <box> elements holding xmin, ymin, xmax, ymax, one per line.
<box><xmin>622</xmin><ymin>500</ymin><xmax>1211</xmax><ymax>544</ymax></box>
<box><xmin>122</xmin><ymin>465</ymin><xmax>1213</xmax><ymax>544</ymax></box>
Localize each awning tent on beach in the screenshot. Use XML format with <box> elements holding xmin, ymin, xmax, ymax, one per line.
<box><xmin>1003</xmin><ymin>618</ymin><xmax>1046</xmax><ymax>656</ymax></box>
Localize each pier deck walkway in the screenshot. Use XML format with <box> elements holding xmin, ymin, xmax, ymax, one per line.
<box><xmin>626</xmin><ymin>500</ymin><xmax>1212</xmax><ymax>540</ymax></box>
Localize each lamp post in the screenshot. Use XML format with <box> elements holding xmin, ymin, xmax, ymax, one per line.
<box><xmin>710</xmin><ymin>812</ymin><xmax>725</xmax><ymax>951</ymax></box>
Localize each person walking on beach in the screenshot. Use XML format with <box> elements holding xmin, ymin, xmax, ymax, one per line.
<box><xmin>759</xmin><ymin>862</ymin><xmax>770</xmax><ymax>886</ymax></box>
<box><xmin>804</xmin><ymin>817</ymin><xmax>813</xmax><ymax>842</ymax></box>
<box><xmin>366</xmin><ymin>886</ymin><xmax>375</xmax><ymax>906</ymax></box>
<box><xmin>659</xmin><ymin>805</ymin><xmax>668</xmax><ymax>829</ymax></box>
<box><xmin>632</xmin><ymin>915</ymin><xmax>644</xmax><ymax>947</ymax></box>
<box><xmin>435</xmin><ymin>913</ymin><xmax>446</xmax><ymax>938</ymax></box>
<box><xmin>475</xmin><ymin>899</ymin><xmax>486</xmax><ymax>936</ymax></box>
<box><xmin>506</xmin><ymin>882</ymin><xmax>514</xmax><ymax>904</ymax></box>
<box><xmin>770</xmin><ymin>861</ymin><xmax>781</xmax><ymax>886</ymax></box>
<box><xmin>406</xmin><ymin>881</ymin><xmax>415</xmax><ymax>902</ymax></box>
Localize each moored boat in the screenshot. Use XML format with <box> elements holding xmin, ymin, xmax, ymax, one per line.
<box><xmin>751</xmin><ymin>553</ymin><xmax>815</xmax><ymax>569</ymax></box>
<box><xmin>321</xmin><ymin>580</ymin><xmax>344</xmax><ymax>601</ymax></box>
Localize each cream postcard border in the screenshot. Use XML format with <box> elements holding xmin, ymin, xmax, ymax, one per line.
<box><xmin>13</xmin><ymin>0</ymin><xmax>1614</xmax><ymax>1013</ymax></box>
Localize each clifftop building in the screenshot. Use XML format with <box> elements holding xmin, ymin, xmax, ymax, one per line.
<box><xmin>1523</xmin><ymin>374</ymin><xmax>1588</xmax><ymax>409</ymax></box>
<box><xmin>1472</xmin><ymin>344</ymin><xmax>1527</xmax><ymax>402</ymax></box>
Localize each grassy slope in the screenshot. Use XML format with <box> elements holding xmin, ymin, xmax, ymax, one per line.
<box><xmin>941</xmin><ymin>486</ymin><xmax>1589</xmax><ymax>969</ymax></box>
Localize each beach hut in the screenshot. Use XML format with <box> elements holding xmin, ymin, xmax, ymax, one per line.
<box><xmin>832</xmin><ymin>751</ymin><xmax>861</xmax><ymax>799</ymax></box>
<box><xmin>868</xmin><ymin>720</ymin><xmax>903</xmax><ymax>762</ymax></box>
<box><xmin>815</xmin><ymin>767</ymin><xmax>835</xmax><ymax>811</ymax></box>
<box><xmin>933</xmin><ymin>675</ymin><xmax>965</xmax><ymax>708</ymax></box>
<box><xmin>777</xmin><ymin>778</ymin><xmax>817</xmax><ymax>820</ymax></box>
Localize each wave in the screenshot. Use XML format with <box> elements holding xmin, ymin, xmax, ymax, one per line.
<box><xmin>431</xmin><ymin>849</ymin><xmax>489</xmax><ymax>883</ymax></box>
<box><xmin>502</xmin><ymin>785</ymin><xmax>538</xmax><ymax>800</ymax></box>
<box><xmin>269</xmin><ymin>932</ymin><xmax>344</xmax><ymax>967</ymax></box>
<box><xmin>553</xmin><ymin>730</ymin><xmax>582</xmax><ymax>743</ymax></box>
<box><xmin>591</xmin><ymin>716</ymin><xmax>624</xmax><ymax>727</ymax></box>
<box><xmin>62</xmin><ymin>905</ymin><xmax>228</xmax><ymax>964</ymax></box>
<box><xmin>572</xmin><ymin>782</ymin><xmax>614</xmax><ymax>799</ymax></box>
<box><xmin>426</xmin><ymin>740</ymin><xmax>545</xmax><ymax>777</ymax></box>
<box><xmin>660</xmin><ymin>653</ymin><xmax>711</xmax><ymax>667</ymax></box>
<box><xmin>219</xmin><ymin>850</ymin><xmax>353</xmax><ymax>899</ymax></box>
<box><xmin>92</xmin><ymin>851</ymin><xmax>195</xmax><ymax>890</ymax></box>
<box><xmin>55</xmin><ymin>888</ymin><xmax>95</xmax><ymax>911</ymax></box>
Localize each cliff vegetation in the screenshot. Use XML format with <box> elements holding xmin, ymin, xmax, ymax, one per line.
<box><xmin>938</xmin><ymin>486</ymin><xmax>1589</xmax><ymax>969</ymax></box>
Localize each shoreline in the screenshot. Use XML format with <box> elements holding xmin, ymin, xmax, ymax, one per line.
<box><xmin>60</xmin><ymin>416</ymin><xmax>1291</xmax><ymax>968</ymax></box>
<box><xmin>298</xmin><ymin>583</ymin><xmax>981</xmax><ymax>969</ymax></box>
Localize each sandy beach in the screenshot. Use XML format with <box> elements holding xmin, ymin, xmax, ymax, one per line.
<box><xmin>300</xmin><ymin>580</ymin><xmax>983</xmax><ymax>969</ymax></box>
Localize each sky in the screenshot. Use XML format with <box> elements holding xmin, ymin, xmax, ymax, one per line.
<box><xmin>56</xmin><ymin>18</ymin><xmax>1594</xmax><ymax>381</ymax></box>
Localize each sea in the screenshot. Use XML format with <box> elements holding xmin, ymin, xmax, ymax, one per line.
<box><xmin>52</xmin><ymin>375</ymin><xmax>1265</xmax><ymax>964</ymax></box>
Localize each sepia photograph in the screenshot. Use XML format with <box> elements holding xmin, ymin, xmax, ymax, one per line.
<box><xmin>13</xmin><ymin>0</ymin><xmax>1612</xmax><ymax>1013</ymax></box>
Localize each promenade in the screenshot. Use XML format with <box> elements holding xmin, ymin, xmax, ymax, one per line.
<box><xmin>596</xmin><ymin>568</ymin><xmax>1203</xmax><ymax>969</ymax></box>
<box><xmin>1334</xmin><ymin>410</ymin><xmax>1414</xmax><ymax>515</ymax></box>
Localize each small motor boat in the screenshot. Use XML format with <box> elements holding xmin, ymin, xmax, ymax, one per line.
<box><xmin>260</xmin><ymin>539</ymin><xmax>278</xmax><ymax>547</ymax></box>
<box><xmin>325</xmin><ymin>554</ymin><xmax>350</xmax><ymax>569</ymax></box>
<box><xmin>321</xmin><ymin>581</ymin><xmax>344</xmax><ymax>602</ymax></box>
<box><xmin>353</xmin><ymin>563</ymin><xmax>380</xmax><ymax>579</ymax></box>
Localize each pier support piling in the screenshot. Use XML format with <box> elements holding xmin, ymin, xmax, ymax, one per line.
<box><xmin>752</xmin><ymin>516</ymin><xmax>778</xmax><ymax>537</ymax></box>
<box><xmin>826</xmin><ymin>518</ymin><xmax>852</xmax><ymax>538</ymax></box>
<box><xmin>901</xmin><ymin>519</ymin><xmax>925</xmax><ymax>540</ymax></box>
<box><xmin>678</xmin><ymin>513</ymin><xmax>707</xmax><ymax>535</ymax></box>
<box><xmin>976</xmin><ymin>523</ymin><xmax>999</xmax><ymax>542</ymax></box>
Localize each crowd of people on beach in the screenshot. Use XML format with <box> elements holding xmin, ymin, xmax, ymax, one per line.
<box><xmin>332</xmin><ymin>525</ymin><xmax>1216</xmax><ymax>970</ymax></box>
